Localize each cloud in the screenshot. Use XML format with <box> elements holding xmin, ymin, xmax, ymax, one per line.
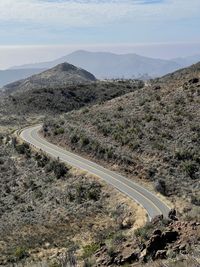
<box><xmin>0</xmin><ymin>0</ymin><xmax>199</xmax><ymax>30</ymax></box>
<box><xmin>0</xmin><ymin>0</ymin><xmax>199</xmax><ymax>59</ymax></box>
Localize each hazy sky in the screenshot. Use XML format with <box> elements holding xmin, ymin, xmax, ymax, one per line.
<box><xmin>0</xmin><ymin>0</ymin><xmax>200</xmax><ymax>69</ymax></box>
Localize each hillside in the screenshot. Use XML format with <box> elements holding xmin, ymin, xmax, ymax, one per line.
<box><xmin>43</xmin><ymin>62</ymin><xmax>200</xmax><ymax>216</ymax></box>
<box><xmin>0</xmin><ymin>134</ymin><xmax>146</xmax><ymax>266</ymax></box>
<box><xmin>3</xmin><ymin>62</ymin><xmax>96</xmax><ymax>94</ymax></box>
<box><xmin>1</xmin><ymin>79</ymin><xmax>144</xmax><ymax>116</ymax></box>
<box><xmin>1</xmin><ymin>139</ymin><xmax>199</xmax><ymax>267</ymax></box>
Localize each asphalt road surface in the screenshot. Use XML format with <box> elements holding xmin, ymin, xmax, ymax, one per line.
<box><xmin>20</xmin><ymin>125</ymin><xmax>171</xmax><ymax>221</ymax></box>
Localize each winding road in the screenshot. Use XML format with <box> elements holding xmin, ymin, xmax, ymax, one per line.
<box><xmin>20</xmin><ymin>125</ymin><xmax>171</xmax><ymax>221</ymax></box>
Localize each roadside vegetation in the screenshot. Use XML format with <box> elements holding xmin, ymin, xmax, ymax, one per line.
<box><xmin>0</xmin><ymin>133</ymin><xmax>143</xmax><ymax>266</ymax></box>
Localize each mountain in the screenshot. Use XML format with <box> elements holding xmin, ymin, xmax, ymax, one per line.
<box><xmin>0</xmin><ymin>68</ymin><xmax>45</xmax><ymax>88</ymax></box>
<box><xmin>3</xmin><ymin>62</ymin><xmax>96</xmax><ymax>94</ymax></box>
<box><xmin>43</xmin><ymin>62</ymin><xmax>200</xmax><ymax>217</ymax></box>
<box><xmin>2</xmin><ymin>51</ymin><xmax>200</xmax><ymax>88</ymax></box>
<box><xmin>10</xmin><ymin>50</ymin><xmax>181</xmax><ymax>79</ymax></box>
<box><xmin>1</xmin><ymin>64</ymin><xmax>144</xmax><ymax>115</ymax></box>
<box><xmin>173</xmin><ymin>54</ymin><xmax>200</xmax><ymax>68</ymax></box>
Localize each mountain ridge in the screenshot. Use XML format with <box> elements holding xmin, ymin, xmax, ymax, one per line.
<box><xmin>1</xmin><ymin>50</ymin><xmax>200</xmax><ymax>88</ymax></box>
<box><xmin>10</xmin><ymin>50</ymin><xmax>181</xmax><ymax>78</ymax></box>
<box><xmin>2</xmin><ymin>62</ymin><xmax>96</xmax><ymax>94</ymax></box>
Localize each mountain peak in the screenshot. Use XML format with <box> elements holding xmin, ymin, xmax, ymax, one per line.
<box><xmin>3</xmin><ymin>62</ymin><xmax>96</xmax><ymax>94</ymax></box>
<box><xmin>52</xmin><ymin>62</ymin><xmax>78</xmax><ymax>72</ymax></box>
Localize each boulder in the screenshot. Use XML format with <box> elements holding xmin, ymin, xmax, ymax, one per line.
<box><xmin>162</xmin><ymin>231</ymin><xmax>179</xmax><ymax>243</ymax></box>
<box><xmin>189</xmin><ymin>78</ymin><xmax>199</xmax><ymax>84</ymax></box>
<box><xmin>146</xmin><ymin>235</ymin><xmax>165</xmax><ymax>253</ymax></box>
<box><xmin>168</xmin><ymin>209</ymin><xmax>178</xmax><ymax>221</ymax></box>
<box><xmin>114</xmin><ymin>249</ymin><xmax>139</xmax><ymax>265</ymax></box>
<box><xmin>151</xmin><ymin>214</ymin><xmax>163</xmax><ymax>224</ymax></box>
<box><xmin>153</xmin><ymin>229</ymin><xmax>162</xmax><ymax>236</ymax></box>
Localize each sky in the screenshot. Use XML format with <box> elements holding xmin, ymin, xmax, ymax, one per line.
<box><xmin>0</xmin><ymin>0</ymin><xmax>200</xmax><ymax>69</ymax></box>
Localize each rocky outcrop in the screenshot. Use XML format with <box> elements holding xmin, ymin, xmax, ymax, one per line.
<box><xmin>168</xmin><ymin>209</ymin><xmax>178</xmax><ymax>221</ymax></box>
<box><xmin>94</xmin><ymin>211</ymin><xmax>199</xmax><ymax>266</ymax></box>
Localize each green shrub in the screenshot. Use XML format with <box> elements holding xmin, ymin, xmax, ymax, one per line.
<box><xmin>154</xmin><ymin>179</ymin><xmax>166</xmax><ymax>195</ymax></box>
<box><xmin>80</xmin><ymin>136</ymin><xmax>90</xmax><ymax>147</ymax></box>
<box><xmin>53</xmin><ymin>161</ymin><xmax>69</xmax><ymax>179</ymax></box>
<box><xmin>175</xmin><ymin>150</ymin><xmax>194</xmax><ymax>161</ymax></box>
<box><xmin>182</xmin><ymin>161</ymin><xmax>198</xmax><ymax>179</ymax></box>
<box><xmin>87</xmin><ymin>187</ymin><xmax>101</xmax><ymax>201</ymax></box>
<box><xmin>82</xmin><ymin>243</ymin><xmax>100</xmax><ymax>259</ymax></box>
<box><xmin>14</xmin><ymin>247</ymin><xmax>29</xmax><ymax>260</ymax></box>
<box><xmin>36</xmin><ymin>154</ymin><xmax>49</xmax><ymax>167</ymax></box>
<box><xmin>134</xmin><ymin>223</ymin><xmax>154</xmax><ymax>240</ymax></box>
<box><xmin>15</xmin><ymin>143</ymin><xmax>31</xmax><ymax>158</ymax></box>
<box><xmin>70</xmin><ymin>133</ymin><xmax>80</xmax><ymax>144</ymax></box>
<box><xmin>54</xmin><ymin>127</ymin><xmax>65</xmax><ymax>135</ymax></box>
<box><xmin>83</xmin><ymin>259</ymin><xmax>93</xmax><ymax>267</ymax></box>
<box><xmin>46</xmin><ymin>159</ymin><xmax>69</xmax><ymax>178</ymax></box>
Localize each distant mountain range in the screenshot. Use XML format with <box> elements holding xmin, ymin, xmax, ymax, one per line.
<box><xmin>1</xmin><ymin>50</ymin><xmax>200</xmax><ymax>88</ymax></box>
<box><xmin>0</xmin><ymin>68</ymin><xmax>45</xmax><ymax>88</ymax></box>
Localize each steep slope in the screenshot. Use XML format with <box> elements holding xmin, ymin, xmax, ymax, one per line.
<box><xmin>3</xmin><ymin>62</ymin><xmax>96</xmax><ymax>94</ymax></box>
<box><xmin>43</xmin><ymin>62</ymin><xmax>200</xmax><ymax>215</ymax></box>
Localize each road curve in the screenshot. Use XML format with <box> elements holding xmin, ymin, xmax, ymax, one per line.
<box><xmin>20</xmin><ymin>125</ymin><xmax>171</xmax><ymax>221</ymax></box>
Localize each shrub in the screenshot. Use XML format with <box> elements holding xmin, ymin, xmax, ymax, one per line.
<box><xmin>154</xmin><ymin>179</ymin><xmax>166</xmax><ymax>195</ymax></box>
<box><xmin>36</xmin><ymin>154</ymin><xmax>49</xmax><ymax>167</ymax></box>
<box><xmin>191</xmin><ymin>195</ymin><xmax>200</xmax><ymax>206</ymax></box>
<box><xmin>45</xmin><ymin>159</ymin><xmax>69</xmax><ymax>178</ymax></box>
<box><xmin>53</xmin><ymin>160</ymin><xmax>69</xmax><ymax>179</ymax></box>
<box><xmin>82</xmin><ymin>243</ymin><xmax>100</xmax><ymax>259</ymax></box>
<box><xmin>175</xmin><ymin>150</ymin><xmax>194</xmax><ymax>161</ymax></box>
<box><xmin>54</xmin><ymin>127</ymin><xmax>65</xmax><ymax>135</ymax></box>
<box><xmin>15</xmin><ymin>143</ymin><xmax>31</xmax><ymax>157</ymax></box>
<box><xmin>83</xmin><ymin>259</ymin><xmax>93</xmax><ymax>267</ymax></box>
<box><xmin>14</xmin><ymin>247</ymin><xmax>29</xmax><ymax>260</ymax></box>
<box><xmin>80</xmin><ymin>136</ymin><xmax>90</xmax><ymax>147</ymax></box>
<box><xmin>182</xmin><ymin>161</ymin><xmax>198</xmax><ymax>179</ymax></box>
<box><xmin>117</xmin><ymin>106</ymin><xmax>124</xmax><ymax>111</ymax></box>
<box><xmin>147</xmin><ymin>167</ymin><xmax>157</xmax><ymax>180</ymax></box>
<box><xmin>70</xmin><ymin>133</ymin><xmax>80</xmax><ymax>144</ymax></box>
<box><xmin>134</xmin><ymin>222</ymin><xmax>154</xmax><ymax>240</ymax></box>
<box><xmin>87</xmin><ymin>187</ymin><xmax>101</xmax><ymax>201</ymax></box>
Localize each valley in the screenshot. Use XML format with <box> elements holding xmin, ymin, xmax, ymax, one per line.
<box><xmin>0</xmin><ymin>61</ymin><xmax>199</xmax><ymax>267</ymax></box>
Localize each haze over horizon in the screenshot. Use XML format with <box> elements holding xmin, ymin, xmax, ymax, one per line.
<box><xmin>1</xmin><ymin>42</ymin><xmax>200</xmax><ymax>70</ymax></box>
<box><xmin>0</xmin><ymin>0</ymin><xmax>200</xmax><ymax>69</ymax></box>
